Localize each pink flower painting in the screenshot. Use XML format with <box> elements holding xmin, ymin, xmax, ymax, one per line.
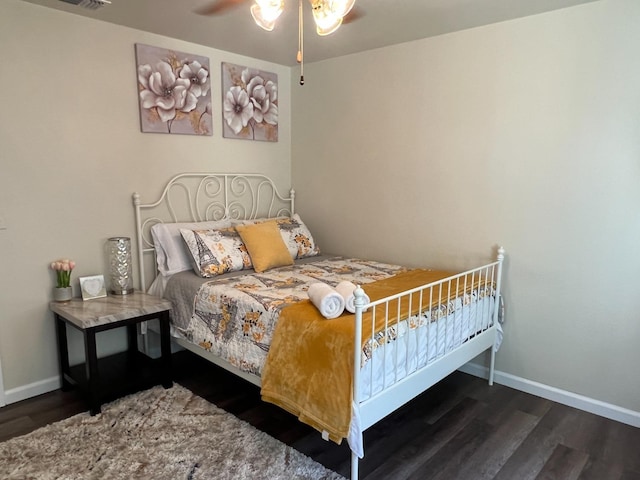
<box><xmin>135</xmin><ymin>44</ymin><xmax>212</xmax><ymax>135</ymax></box>
<box><xmin>222</xmin><ymin>62</ymin><xmax>278</xmax><ymax>142</ymax></box>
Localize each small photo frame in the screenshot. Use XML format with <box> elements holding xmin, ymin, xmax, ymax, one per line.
<box><xmin>79</xmin><ymin>275</ymin><xmax>107</xmax><ymax>301</ymax></box>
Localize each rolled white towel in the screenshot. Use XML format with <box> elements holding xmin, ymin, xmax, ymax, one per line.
<box><xmin>336</xmin><ymin>281</ymin><xmax>370</xmax><ymax>313</ymax></box>
<box><xmin>307</xmin><ymin>282</ymin><xmax>345</xmax><ymax>319</ymax></box>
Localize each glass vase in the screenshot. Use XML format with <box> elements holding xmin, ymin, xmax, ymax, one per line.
<box><xmin>107</xmin><ymin>236</ymin><xmax>134</xmax><ymax>295</ymax></box>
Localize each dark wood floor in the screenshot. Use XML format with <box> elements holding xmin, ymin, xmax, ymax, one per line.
<box><xmin>2</xmin><ymin>350</ymin><xmax>639</xmax><ymax>480</ymax></box>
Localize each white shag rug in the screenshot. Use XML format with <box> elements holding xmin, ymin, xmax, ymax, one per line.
<box><xmin>0</xmin><ymin>385</ymin><xmax>345</xmax><ymax>480</ymax></box>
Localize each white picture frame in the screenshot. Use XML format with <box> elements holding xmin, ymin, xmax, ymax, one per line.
<box><xmin>79</xmin><ymin>275</ymin><xmax>107</xmax><ymax>301</ymax></box>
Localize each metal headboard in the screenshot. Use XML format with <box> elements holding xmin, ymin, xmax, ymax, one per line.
<box><xmin>132</xmin><ymin>172</ymin><xmax>295</xmax><ymax>290</ymax></box>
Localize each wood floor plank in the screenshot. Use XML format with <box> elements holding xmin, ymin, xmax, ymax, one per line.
<box><xmin>291</xmin><ymin>426</ymin><xmax>350</xmax><ymax>474</ymax></box>
<box><xmin>537</xmin><ymin>403</ymin><xmax>605</xmax><ymax>452</ymax></box>
<box><xmin>407</xmin><ymin>419</ymin><xmax>493</xmax><ymax>480</ymax></box>
<box><xmin>578</xmin><ymin>457</ymin><xmax>624</xmax><ymax>480</ymax></box>
<box><xmin>0</xmin><ymin>390</ymin><xmax>78</xmax><ymax>422</ymax></box>
<box><xmin>492</xmin><ymin>420</ymin><xmax>560</xmax><ymax>480</ymax></box>
<box><xmin>455</xmin><ymin>408</ymin><xmax>541</xmax><ymax>480</ymax></box>
<box><xmin>619</xmin><ymin>470</ymin><xmax>640</xmax><ymax>480</ymax></box>
<box><xmin>0</xmin><ymin>416</ymin><xmax>38</xmax><ymax>442</ymax></box>
<box><xmin>534</xmin><ymin>444</ymin><xmax>589</xmax><ymax>480</ymax></box>
<box><xmin>536</xmin><ymin>402</ymin><xmax>640</xmax><ymax>475</ymax></box>
<box><xmin>480</xmin><ymin>389</ymin><xmax>552</xmax><ymax>427</ymax></box>
<box><xmin>420</xmin><ymin>374</ymin><xmax>486</xmax><ymax>425</ymax></box>
<box><xmin>596</xmin><ymin>419</ymin><xmax>640</xmax><ymax>474</ymax></box>
<box><xmin>365</xmin><ymin>396</ymin><xmax>486</xmax><ymax>479</ymax></box>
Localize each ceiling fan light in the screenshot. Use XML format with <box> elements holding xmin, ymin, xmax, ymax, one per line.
<box><xmin>250</xmin><ymin>0</ymin><xmax>284</xmax><ymax>31</ymax></box>
<box><xmin>330</xmin><ymin>0</ymin><xmax>355</xmax><ymax>18</ymax></box>
<box><xmin>311</xmin><ymin>0</ymin><xmax>343</xmax><ymax>35</ymax></box>
<box><xmin>315</xmin><ymin>16</ymin><xmax>342</xmax><ymax>35</ymax></box>
<box><xmin>256</xmin><ymin>0</ymin><xmax>285</xmax><ymax>13</ymax></box>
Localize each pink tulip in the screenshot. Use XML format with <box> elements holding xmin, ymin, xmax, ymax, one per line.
<box><xmin>50</xmin><ymin>258</ymin><xmax>75</xmax><ymax>288</ymax></box>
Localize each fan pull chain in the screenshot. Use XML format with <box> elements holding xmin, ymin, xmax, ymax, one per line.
<box><xmin>297</xmin><ymin>0</ymin><xmax>304</xmax><ymax>85</ymax></box>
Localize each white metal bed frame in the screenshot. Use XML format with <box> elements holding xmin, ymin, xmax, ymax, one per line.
<box><xmin>133</xmin><ymin>172</ymin><xmax>504</xmax><ymax>480</ymax></box>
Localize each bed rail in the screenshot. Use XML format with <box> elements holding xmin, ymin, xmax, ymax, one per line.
<box><xmin>350</xmin><ymin>247</ymin><xmax>504</xmax><ymax>479</ymax></box>
<box><xmin>133</xmin><ymin>172</ymin><xmax>294</xmax><ymax>290</ymax></box>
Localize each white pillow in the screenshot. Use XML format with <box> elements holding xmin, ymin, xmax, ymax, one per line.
<box><xmin>150</xmin><ymin>219</ymin><xmax>232</xmax><ymax>276</ymax></box>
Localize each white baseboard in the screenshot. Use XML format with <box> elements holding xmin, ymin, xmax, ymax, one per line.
<box><xmin>4</xmin><ymin>375</ymin><xmax>61</xmax><ymax>405</ymax></box>
<box><xmin>0</xmin><ymin>357</ymin><xmax>5</xmax><ymax>407</ymax></box>
<box><xmin>459</xmin><ymin>362</ymin><xmax>640</xmax><ymax>428</ymax></box>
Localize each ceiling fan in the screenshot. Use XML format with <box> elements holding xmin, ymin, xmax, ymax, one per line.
<box><xmin>195</xmin><ymin>0</ymin><xmax>365</xmax><ymax>34</ymax></box>
<box><xmin>194</xmin><ymin>0</ymin><xmax>246</xmax><ymax>16</ymax></box>
<box><xmin>195</xmin><ymin>0</ymin><xmax>364</xmax><ymax>85</ymax></box>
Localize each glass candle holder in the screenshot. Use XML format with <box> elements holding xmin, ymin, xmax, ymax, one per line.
<box><xmin>107</xmin><ymin>236</ymin><xmax>134</xmax><ymax>295</ymax></box>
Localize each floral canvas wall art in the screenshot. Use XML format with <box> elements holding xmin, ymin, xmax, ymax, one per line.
<box><xmin>222</xmin><ymin>62</ymin><xmax>278</xmax><ymax>142</ymax></box>
<box><xmin>135</xmin><ymin>44</ymin><xmax>212</xmax><ymax>135</ymax></box>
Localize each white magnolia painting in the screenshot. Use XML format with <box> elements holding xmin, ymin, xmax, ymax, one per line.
<box><xmin>135</xmin><ymin>44</ymin><xmax>212</xmax><ymax>135</ymax></box>
<box><xmin>222</xmin><ymin>62</ymin><xmax>278</xmax><ymax>142</ymax></box>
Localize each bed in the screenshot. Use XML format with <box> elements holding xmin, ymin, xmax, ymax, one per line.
<box><xmin>133</xmin><ymin>172</ymin><xmax>505</xmax><ymax>480</ymax></box>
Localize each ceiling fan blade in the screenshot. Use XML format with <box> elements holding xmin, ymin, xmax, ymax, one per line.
<box><xmin>342</xmin><ymin>5</ymin><xmax>366</xmax><ymax>25</ymax></box>
<box><xmin>194</xmin><ymin>0</ymin><xmax>247</xmax><ymax>16</ymax></box>
<box><xmin>342</xmin><ymin>5</ymin><xmax>364</xmax><ymax>24</ymax></box>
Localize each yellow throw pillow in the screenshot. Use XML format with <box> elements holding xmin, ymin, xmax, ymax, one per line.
<box><xmin>235</xmin><ymin>220</ymin><xmax>294</xmax><ymax>273</ymax></box>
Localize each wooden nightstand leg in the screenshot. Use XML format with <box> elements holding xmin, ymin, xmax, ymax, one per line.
<box><xmin>126</xmin><ymin>323</ymin><xmax>138</xmax><ymax>354</ymax></box>
<box><xmin>158</xmin><ymin>312</ymin><xmax>173</xmax><ymax>389</ymax></box>
<box><xmin>54</xmin><ymin>315</ymin><xmax>72</xmax><ymax>391</ymax></box>
<box><xmin>84</xmin><ymin>329</ymin><xmax>101</xmax><ymax>415</ymax></box>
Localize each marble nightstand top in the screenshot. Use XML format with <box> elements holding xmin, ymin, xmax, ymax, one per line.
<box><xmin>50</xmin><ymin>291</ymin><xmax>172</xmax><ymax>330</ymax></box>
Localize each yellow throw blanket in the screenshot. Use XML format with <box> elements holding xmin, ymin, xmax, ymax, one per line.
<box><xmin>261</xmin><ymin>268</ymin><xmax>488</xmax><ymax>444</ymax></box>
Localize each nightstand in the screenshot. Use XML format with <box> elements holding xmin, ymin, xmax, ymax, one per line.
<box><xmin>50</xmin><ymin>291</ymin><xmax>173</xmax><ymax>415</ymax></box>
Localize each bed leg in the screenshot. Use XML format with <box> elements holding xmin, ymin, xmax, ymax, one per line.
<box><xmin>489</xmin><ymin>344</ymin><xmax>496</xmax><ymax>386</ymax></box>
<box><xmin>351</xmin><ymin>451</ymin><xmax>359</xmax><ymax>480</ymax></box>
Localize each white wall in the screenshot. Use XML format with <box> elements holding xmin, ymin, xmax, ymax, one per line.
<box><xmin>292</xmin><ymin>0</ymin><xmax>640</xmax><ymax>413</ymax></box>
<box><xmin>0</xmin><ymin>0</ymin><xmax>291</xmax><ymax>398</ymax></box>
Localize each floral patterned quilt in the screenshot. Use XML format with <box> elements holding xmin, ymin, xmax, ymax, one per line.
<box><xmin>178</xmin><ymin>257</ymin><xmax>407</xmax><ymax>376</ymax></box>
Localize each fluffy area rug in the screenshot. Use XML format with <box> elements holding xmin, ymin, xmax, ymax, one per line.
<box><xmin>0</xmin><ymin>385</ymin><xmax>345</xmax><ymax>480</ymax></box>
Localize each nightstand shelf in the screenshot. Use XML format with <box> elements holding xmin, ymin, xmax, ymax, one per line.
<box><xmin>50</xmin><ymin>292</ymin><xmax>173</xmax><ymax>415</ymax></box>
<box><xmin>65</xmin><ymin>351</ymin><xmax>164</xmax><ymax>404</ymax></box>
